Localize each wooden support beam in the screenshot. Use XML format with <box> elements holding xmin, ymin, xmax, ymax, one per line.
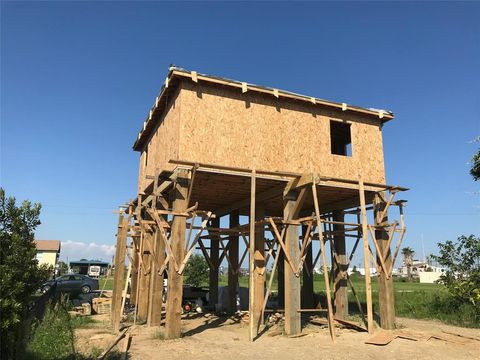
<box><xmin>129</xmin><ymin>243</ymin><xmax>139</xmax><ymax>306</ymax></box>
<box><xmin>283</xmin><ymin>189</ymin><xmax>305</xmax><ymax>336</ymax></box>
<box><xmin>216</xmin><ymin>186</ymin><xmax>283</xmax><ymax>217</ymax></box>
<box><xmin>374</xmin><ymin>192</ymin><xmax>396</xmax><ymax>329</ymax></box>
<box><xmin>253</xmin><ymin>202</ymin><xmax>265</xmax><ymax>335</ymax></box>
<box><xmin>333</xmin><ymin>211</ymin><xmax>348</xmax><ymax>319</ymax></box>
<box><xmin>209</xmin><ymin>217</ymin><xmax>220</xmax><ymax>308</ymax></box>
<box><xmin>359</xmin><ymin>179</ymin><xmax>374</xmax><ymax>334</ymax></box>
<box><xmin>147</xmin><ymin>227</ymin><xmax>165</xmax><ymax>327</ymax></box>
<box><xmin>277</xmin><ymin>249</ymin><xmax>285</xmax><ymax>309</ymax></box>
<box><xmin>248</xmin><ymin>169</ymin><xmax>257</xmax><ymax>341</ymax></box>
<box><xmin>112</xmin><ymin>212</ymin><xmax>127</xmax><ymax>332</ymax></box>
<box><xmin>137</xmin><ymin>232</ymin><xmax>151</xmax><ymax>321</ymax></box>
<box><xmin>165</xmin><ymin>169</ymin><xmax>189</xmax><ymax>339</ymax></box>
<box><xmin>312</xmin><ymin>184</ymin><xmax>336</xmax><ymax>341</ymax></box>
<box><xmin>301</xmin><ymin>224</ymin><xmax>314</xmax><ymax>309</ymax></box>
<box><xmin>228</xmin><ymin>210</ymin><xmax>239</xmax><ymax>315</ymax></box>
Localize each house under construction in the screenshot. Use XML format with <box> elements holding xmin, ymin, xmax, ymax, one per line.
<box><xmin>111</xmin><ymin>67</ymin><xmax>407</xmax><ymax>341</ymax></box>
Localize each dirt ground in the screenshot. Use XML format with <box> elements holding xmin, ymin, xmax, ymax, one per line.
<box><xmin>75</xmin><ymin>314</ymin><xmax>480</xmax><ymax>360</ymax></box>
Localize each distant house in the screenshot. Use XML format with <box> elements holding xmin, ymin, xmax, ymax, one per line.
<box><xmin>69</xmin><ymin>260</ymin><xmax>109</xmax><ymax>277</ymax></box>
<box><xmin>34</xmin><ymin>240</ymin><xmax>61</xmax><ymax>269</ymax></box>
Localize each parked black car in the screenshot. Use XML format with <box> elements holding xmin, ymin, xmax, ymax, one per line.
<box><xmin>42</xmin><ymin>274</ymin><xmax>99</xmax><ymax>294</ymax></box>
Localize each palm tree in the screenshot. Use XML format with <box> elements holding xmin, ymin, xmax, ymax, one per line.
<box><xmin>401</xmin><ymin>247</ymin><xmax>415</xmax><ymax>281</ymax></box>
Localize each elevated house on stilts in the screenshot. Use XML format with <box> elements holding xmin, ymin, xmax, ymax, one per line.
<box><xmin>111</xmin><ymin>67</ymin><xmax>407</xmax><ymax>341</ymax></box>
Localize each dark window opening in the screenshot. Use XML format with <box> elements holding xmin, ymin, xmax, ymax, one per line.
<box><xmin>330</xmin><ymin>120</ymin><xmax>352</xmax><ymax>156</ymax></box>
<box><xmin>144</xmin><ymin>148</ymin><xmax>149</xmax><ymax>167</ymax></box>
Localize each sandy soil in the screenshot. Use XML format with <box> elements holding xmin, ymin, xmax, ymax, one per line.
<box><xmin>75</xmin><ymin>314</ymin><xmax>480</xmax><ymax>360</ymax></box>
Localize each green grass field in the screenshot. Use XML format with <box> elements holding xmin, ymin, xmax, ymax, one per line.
<box><xmin>100</xmin><ymin>273</ymin><xmax>478</xmax><ymax>327</ymax></box>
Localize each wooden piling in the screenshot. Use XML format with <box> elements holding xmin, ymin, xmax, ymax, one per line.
<box><xmin>165</xmin><ymin>169</ymin><xmax>189</xmax><ymax>339</ymax></box>
<box><xmin>228</xmin><ymin>211</ymin><xmax>239</xmax><ymax>315</ymax></box>
<box><xmin>374</xmin><ymin>192</ymin><xmax>396</xmax><ymax>329</ymax></box>
<box><xmin>112</xmin><ymin>212</ymin><xmax>127</xmax><ymax>332</ymax></box>
<box><xmin>209</xmin><ymin>217</ymin><xmax>220</xmax><ymax>309</ymax></box>
<box><xmin>333</xmin><ymin>211</ymin><xmax>348</xmax><ymax>319</ymax></box>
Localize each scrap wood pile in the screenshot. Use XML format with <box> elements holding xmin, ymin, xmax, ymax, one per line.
<box><xmin>365</xmin><ymin>329</ymin><xmax>480</xmax><ymax>346</ymax></box>
<box><xmin>70</xmin><ymin>290</ymin><xmax>113</xmax><ymax>316</ymax></box>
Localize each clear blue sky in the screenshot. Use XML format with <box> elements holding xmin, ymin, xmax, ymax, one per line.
<box><xmin>1</xmin><ymin>2</ymin><xmax>479</xmax><ymax>264</ymax></box>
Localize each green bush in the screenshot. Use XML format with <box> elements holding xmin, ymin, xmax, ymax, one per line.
<box><xmin>184</xmin><ymin>254</ymin><xmax>209</xmax><ymax>287</ymax></box>
<box><xmin>0</xmin><ymin>189</ymin><xmax>50</xmax><ymax>358</ymax></box>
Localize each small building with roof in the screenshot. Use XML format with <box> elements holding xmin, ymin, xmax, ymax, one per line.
<box><xmin>34</xmin><ymin>240</ymin><xmax>61</xmax><ymax>268</ymax></box>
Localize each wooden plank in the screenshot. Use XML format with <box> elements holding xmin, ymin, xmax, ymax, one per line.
<box><xmin>112</xmin><ymin>213</ymin><xmax>127</xmax><ymax>332</ymax></box>
<box><xmin>374</xmin><ymin>192</ymin><xmax>395</xmax><ymax>330</ymax></box>
<box><xmin>365</xmin><ymin>331</ymin><xmax>396</xmax><ymax>346</ymax></box>
<box><xmin>312</xmin><ymin>184</ymin><xmax>336</xmax><ymax>342</ymax></box>
<box><xmin>147</xmin><ymin>227</ymin><xmax>165</xmax><ymax>326</ymax></box>
<box><xmin>165</xmin><ymin>169</ymin><xmax>189</xmax><ymax>339</ymax></box>
<box><xmin>359</xmin><ymin>178</ymin><xmax>374</xmax><ymax>334</ymax></box>
<box><xmin>248</xmin><ymin>169</ymin><xmax>256</xmax><ymax>341</ymax></box>
<box><xmin>136</xmin><ymin>232</ymin><xmax>151</xmax><ymax>321</ymax></box>
<box><xmin>216</xmin><ymin>185</ymin><xmax>283</xmax><ymax>217</ymax></box>
<box><xmin>228</xmin><ymin>210</ymin><xmax>239</xmax><ymax>315</ymax></box>
<box><xmin>253</xmin><ymin>202</ymin><xmax>265</xmax><ymax>334</ymax></box>
<box><xmin>284</xmin><ymin>190</ymin><xmax>302</xmax><ymax>335</ymax></box>
<box><xmin>333</xmin><ymin>211</ymin><xmax>348</xmax><ymax>319</ymax></box>
<box><xmin>209</xmin><ymin>217</ymin><xmax>220</xmax><ymax>308</ymax></box>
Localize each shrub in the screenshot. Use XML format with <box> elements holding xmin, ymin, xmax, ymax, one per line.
<box><xmin>0</xmin><ymin>189</ymin><xmax>50</xmax><ymax>358</ymax></box>
<box><xmin>184</xmin><ymin>254</ymin><xmax>209</xmax><ymax>287</ymax></box>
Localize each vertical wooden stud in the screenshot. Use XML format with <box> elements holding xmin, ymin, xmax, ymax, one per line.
<box><xmin>333</xmin><ymin>211</ymin><xmax>348</xmax><ymax>319</ymax></box>
<box><xmin>209</xmin><ymin>217</ymin><xmax>220</xmax><ymax>308</ymax></box>
<box><xmin>228</xmin><ymin>211</ymin><xmax>239</xmax><ymax>315</ymax></box>
<box><xmin>112</xmin><ymin>212</ymin><xmax>127</xmax><ymax>332</ymax></box>
<box><xmin>165</xmin><ymin>169</ymin><xmax>189</xmax><ymax>339</ymax></box>
<box><xmin>374</xmin><ymin>191</ymin><xmax>396</xmax><ymax>329</ymax></box>
<box><xmin>359</xmin><ymin>179</ymin><xmax>374</xmax><ymax>334</ymax></box>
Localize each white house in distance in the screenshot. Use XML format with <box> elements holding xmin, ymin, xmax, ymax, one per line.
<box><xmin>34</xmin><ymin>240</ymin><xmax>61</xmax><ymax>269</ymax></box>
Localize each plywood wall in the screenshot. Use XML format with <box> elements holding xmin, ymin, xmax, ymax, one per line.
<box><xmin>176</xmin><ymin>81</ymin><xmax>386</xmax><ymax>185</ymax></box>
<box><xmin>138</xmin><ymin>88</ymin><xmax>181</xmax><ymax>192</ymax></box>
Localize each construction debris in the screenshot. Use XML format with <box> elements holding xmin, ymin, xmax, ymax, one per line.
<box><xmin>365</xmin><ymin>329</ymin><xmax>480</xmax><ymax>346</ymax></box>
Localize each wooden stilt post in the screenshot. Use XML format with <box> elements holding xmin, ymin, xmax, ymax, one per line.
<box><xmin>209</xmin><ymin>217</ymin><xmax>220</xmax><ymax>309</ymax></box>
<box><xmin>333</xmin><ymin>211</ymin><xmax>348</xmax><ymax>319</ymax></box>
<box><xmin>278</xmin><ymin>249</ymin><xmax>285</xmax><ymax>309</ymax></box>
<box><xmin>374</xmin><ymin>192</ymin><xmax>396</xmax><ymax>329</ymax></box>
<box><xmin>112</xmin><ymin>212</ymin><xmax>127</xmax><ymax>332</ymax></box>
<box><xmin>147</xmin><ymin>228</ymin><xmax>165</xmax><ymax>326</ymax></box>
<box><xmin>283</xmin><ymin>189</ymin><xmax>304</xmax><ymax>335</ymax></box>
<box><xmin>130</xmin><ymin>242</ymin><xmax>139</xmax><ymax>306</ymax></box>
<box><xmin>359</xmin><ymin>179</ymin><xmax>374</xmax><ymax>334</ymax></box>
<box><xmin>165</xmin><ymin>169</ymin><xmax>189</xmax><ymax>339</ymax></box>
<box><xmin>228</xmin><ymin>211</ymin><xmax>239</xmax><ymax>315</ymax></box>
<box><xmin>137</xmin><ymin>232</ymin><xmax>151</xmax><ymax>321</ymax></box>
<box><xmin>253</xmin><ymin>202</ymin><xmax>265</xmax><ymax>334</ymax></box>
<box><xmin>248</xmin><ymin>169</ymin><xmax>257</xmax><ymax>341</ymax></box>
<box><xmin>301</xmin><ymin>224</ymin><xmax>314</xmax><ymax>309</ymax></box>
<box><xmin>312</xmin><ymin>184</ymin><xmax>336</xmax><ymax>341</ymax></box>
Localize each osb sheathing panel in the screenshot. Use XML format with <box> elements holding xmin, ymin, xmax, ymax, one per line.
<box><xmin>138</xmin><ymin>87</ymin><xmax>181</xmax><ymax>192</ymax></box>
<box><xmin>177</xmin><ymin>81</ymin><xmax>386</xmax><ymax>184</ymax></box>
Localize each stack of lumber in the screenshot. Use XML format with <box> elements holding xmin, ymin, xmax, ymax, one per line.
<box><xmin>92</xmin><ymin>297</ymin><xmax>112</xmax><ymax>315</ymax></box>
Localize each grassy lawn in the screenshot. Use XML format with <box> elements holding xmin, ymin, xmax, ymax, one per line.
<box><xmin>99</xmin><ymin>276</ymin><xmax>114</xmax><ymax>291</ymax></box>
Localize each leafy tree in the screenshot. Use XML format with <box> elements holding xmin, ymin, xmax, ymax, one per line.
<box><xmin>470</xmin><ymin>136</ymin><xmax>480</xmax><ymax>181</ymax></box>
<box><xmin>0</xmin><ymin>188</ymin><xmax>49</xmax><ymax>358</ymax></box>
<box><xmin>433</xmin><ymin>235</ymin><xmax>480</xmax><ymax>312</ymax></box>
<box><xmin>401</xmin><ymin>247</ymin><xmax>415</xmax><ymax>281</ymax></box>
<box><xmin>184</xmin><ymin>254</ymin><xmax>209</xmax><ymax>287</ymax></box>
